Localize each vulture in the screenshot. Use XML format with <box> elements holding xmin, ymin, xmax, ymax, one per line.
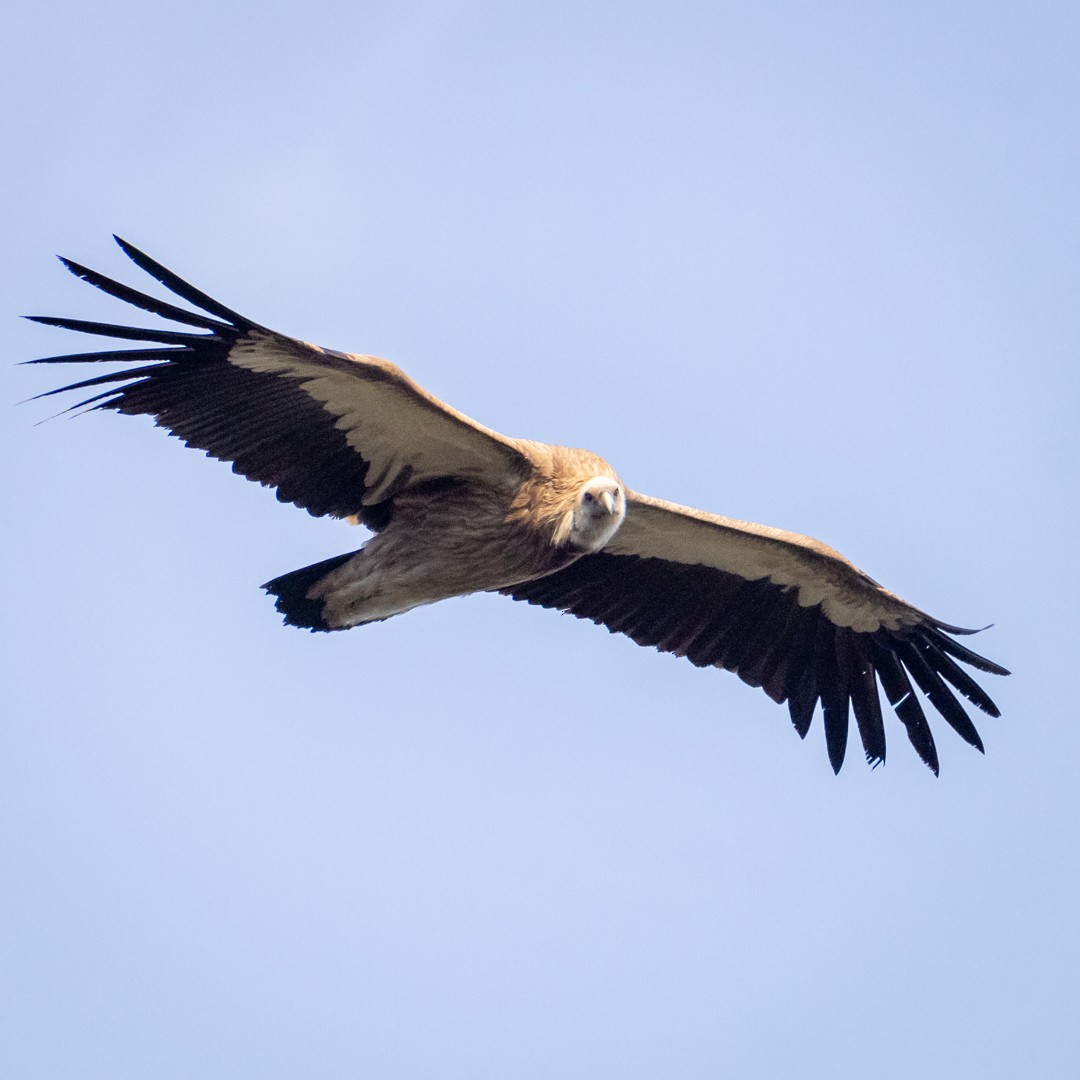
<box><xmin>26</xmin><ymin>237</ymin><xmax>1008</xmax><ymax>774</ymax></box>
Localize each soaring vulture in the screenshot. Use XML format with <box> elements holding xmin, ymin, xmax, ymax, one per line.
<box><xmin>26</xmin><ymin>237</ymin><xmax>1008</xmax><ymax>774</ymax></box>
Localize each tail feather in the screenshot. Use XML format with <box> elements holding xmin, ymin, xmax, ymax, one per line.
<box><xmin>262</xmin><ymin>549</ymin><xmax>361</xmax><ymax>631</ymax></box>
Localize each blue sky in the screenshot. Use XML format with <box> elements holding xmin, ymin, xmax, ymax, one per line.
<box><xmin>3</xmin><ymin>2</ymin><xmax>1078</xmax><ymax>1077</ymax></box>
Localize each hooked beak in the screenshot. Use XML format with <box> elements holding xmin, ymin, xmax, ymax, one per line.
<box><xmin>600</xmin><ymin>490</ymin><xmax>614</xmax><ymax>515</ymax></box>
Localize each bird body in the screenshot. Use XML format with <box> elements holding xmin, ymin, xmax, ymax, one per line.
<box><xmin>278</xmin><ymin>447</ymin><xmax>623</xmax><ymax>629</ymax></box>
<box><xmin>26</xmin><ymin>238</ymin><xmax>1008</xmax><ymax>773</ymax></box>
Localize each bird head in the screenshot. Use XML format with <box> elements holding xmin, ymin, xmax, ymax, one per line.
<box><xmin>567</xmin><ymin>476</ymin><xmax>626</xmax><ymax>551</ymax></box>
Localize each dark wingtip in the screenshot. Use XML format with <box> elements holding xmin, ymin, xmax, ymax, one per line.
<box><xmin>113</xmin><ymin>235</ymin><xmax>157</xmax><ymax>272</ymax></box>
<box><xmin>928</xmin><ymin>625</ymin><xmax>1011</xmax><ymax>678</ymax></box>
<box><xmin>106</xmin><ymin>235</ymin><xmax>254</xmax><ymax>328</ymax></box>
<box><xmin>933</xmin><ymin>620</ymin><xmax>993</xmax><ymax>636</ymax></box>
<box><xmin>113</xmin><ymin>234</ymin><xmax>139</xmax><ymax>259</ymax></box>
<box><xmin>932</xmin><ymin>622</ymin><xmax>1011</xmax><ymax>676</ymax></box>
<box><xmin>57</xmin><ymin>254</ymin><xmax>99</xmax><ymax>281</ymax></box>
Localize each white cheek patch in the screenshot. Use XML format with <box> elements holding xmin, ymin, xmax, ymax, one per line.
<box><xmin>573</xmin><ymin>500</ymin><xmax>627</xmax><ymax>552</ymax></box>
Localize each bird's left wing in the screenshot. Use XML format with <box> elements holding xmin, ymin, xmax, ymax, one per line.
<box><xmin>503</xmin><ymin>491</ymin><xmax>1008</xmax><ymax>773</ymax></box>
<box><xmin>26</xmin><ymin>237</ymin><xmax>529</xmax><ymax>523</ymax></box>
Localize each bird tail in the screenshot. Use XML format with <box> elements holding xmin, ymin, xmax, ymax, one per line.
<box><xmin>262</xmin><ymin>550</ymin><xmax>362</xmax><ymax>631</ymax></box>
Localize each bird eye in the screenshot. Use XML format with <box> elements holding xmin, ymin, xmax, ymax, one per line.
<box><xmin>583</xmin><ymin>491</ymin><xmax>594</xmax><ymax>503</ymax></box>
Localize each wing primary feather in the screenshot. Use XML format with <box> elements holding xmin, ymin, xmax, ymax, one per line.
<box><xmin>924</xmin><ymin>627</ymin><xmax>1010</xmax><ymax>676</ymax></box>
<box><xmin>32</xmin><ymin>385</ymin><xmax>137</xmax><ymax>420</ymax></box>
<box><xmin>787</xmin><ymin>678</ymin><xmax>817</xmax><ymax>740</ymax></box>
<box><xmin>24</xmin><ymin>347</ymin><xmax>186</xmax><ymax>367</ymax></box>
<box><xmin>849</xmin><ymin>635</ymin><xmax>887</xmax><ymax>767</ymax></box>
<box><xmin>821</xmin><ymin>690</ymin><xmax>849</xmax><ymax>773</ymax></box>
<box><xmin>815</xmin><ymin>620</ymin><xmax>848</xmax><ymax>773</ymax></box>
<box><xmin>56</xmin><ymin>257</ymin><xmax>233</xmax><ymax>331</ymax></box>
<box><xmin>896</xmin><ymin>639</ymin><xmax>985</xmax><ymax>752</ymax></box>
<box><xmin>30</xmin><ymin>363</ymin><xmax>178</xmax><ymax>400</ymax></box>
<box><xmin>873</xmin><ymin>638</ymin><xmax>939</xmax><ymax>774</ymax></box>
<box><xmin>929</xmin><ymin>619</ymin><xmax>991</xmax><ymax>636</ymax></box>
<box><xmin>23</xmin><ymin>315</ymin><xmax>215</xmax><ymax>347</ymax></box>
<box><xmin>916</xmin><ymin>635</ymin><xmax>1001</xmax><ymax>717</ymax></box>
<box><xmin>113</xmin><ymin>236</ymin><xmax>256</xmax><ymax>327</ymax></box>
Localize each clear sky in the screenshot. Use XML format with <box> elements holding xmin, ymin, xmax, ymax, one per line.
<box><xmin>3</xmin><ymin>2</ymin><xmax>1078</xmax><ymax>1077</ymax></box>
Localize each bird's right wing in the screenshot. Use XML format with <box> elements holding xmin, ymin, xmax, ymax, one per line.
<box><xmin>26</xmin><ymin>237</ymin><xmax>530</xmax><ymax>524</ymax></box>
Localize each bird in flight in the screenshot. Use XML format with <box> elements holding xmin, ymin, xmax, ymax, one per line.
<box><xmin>26</xmin><ymin>237</ymin><xmax>1007</xmax><ymax>773</ymax></box>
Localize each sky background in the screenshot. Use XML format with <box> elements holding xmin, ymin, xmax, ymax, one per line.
<box><xmin>3</xmin><ymin>2</ymin><xmax>1078</xmax><ymax>1077</ymax></box>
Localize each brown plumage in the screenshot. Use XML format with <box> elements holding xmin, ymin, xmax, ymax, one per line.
<box><xmin>26</xmin><ymin>237</ymin><xmax>1009</xmax><ymax>773</ymax></box>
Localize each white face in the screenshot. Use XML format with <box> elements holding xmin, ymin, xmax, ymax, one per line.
<box><xmin>570</xmin><ymin>476</ymin><xmax>626</xmax><ymax>552</ymax></box>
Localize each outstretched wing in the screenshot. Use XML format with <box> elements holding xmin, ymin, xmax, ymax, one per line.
<box><xmin>503</xmin><ymin>492</ymin><xmax>1008</xmax><ymax>774</ymax></box>
<box><xmin>26</xmin><ymin>237</ymin><xmax>528</xmax><ymax>524</ymax></box>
